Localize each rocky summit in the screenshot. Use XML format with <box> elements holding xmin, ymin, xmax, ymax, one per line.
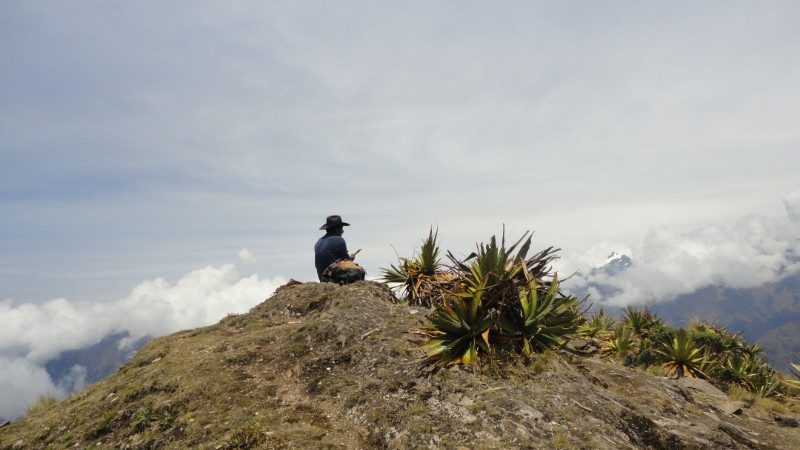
<box><xmin>2</xmin><ymin>281</ymin><xmax>799</xmax><ymax>449</ymax></box>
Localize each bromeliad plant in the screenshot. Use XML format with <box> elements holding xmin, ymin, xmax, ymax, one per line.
<box><xmin>497</xmin><ymin>272</ymin><xmax>582</xmax><ymax>356</ymax></box>
<box><xmin>602</xmin><ymin>324</ymin><xmax>635</xmax><ymax>358</ymax></box>
<box><xmin>423</xmin><ymin>272</ymin><xmax>582</xmax><ymax>366</ymax></box>
<box><xmin>655</xmin><ymin>329</ymin><xmax>708</xmax><ymax>379</ymax></box>
<box><xmin>448</xmin><ymin>228</ymin><xmax>560</xmax><ymax>312</ymax></box>
<box><xmin>622</xmin><ymin>305</ymin><xmax>662</xmax><ymax>337</ymax></box>
<box><xmin>381</xmin><ymin>228</ymin><xmax>456</xmax><ymax>307</ymax></box>
<box><xmin>414</xmin><ymin>228</ymin><xmax>581</xmax><ymax>366</ymax></box>
<box><xmin>578</xmin><ymin>308</ymin><xmax>617</xmax><ymax>339</ymax></box>
<box><xmin>689</xmin><ymin>321</ymin><xmax>747</xmax><ymax>361</ymax></box>
<box><xmin>423</xmin><ymin>282</ymin><xmax>492</xmax><ymax>365</ymax></box>
<box><xmin>719</xmin><ymin>356</ymin><xmax>758</xmax><ymax>389</ymax></box>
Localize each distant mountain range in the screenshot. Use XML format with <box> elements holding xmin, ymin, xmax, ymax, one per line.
<box><xmin>44</xmin><ymin>332</ymin><xmax>149</xmax><ymax>393</ymax></box>
<box><xmin>582</xmin><ymin>253</ymin><xmax>800</xmax><ymax>373</ymax></box>
<box><xmin>651</xmin><ymin>274</ymin><xmax>800</xmax><ymax>373</ymax></box>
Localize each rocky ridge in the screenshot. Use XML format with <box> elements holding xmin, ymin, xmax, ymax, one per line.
<box><xmin>1</xmin><ymin>281</ymin><xmax>798</xmax><ymax>449</ymax></box>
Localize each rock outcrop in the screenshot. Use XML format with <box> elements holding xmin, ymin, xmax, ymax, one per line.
<box><xmin>2</xmin><ymin>281</ymin><xmax>798</xmax><ymax>449</ymax></box>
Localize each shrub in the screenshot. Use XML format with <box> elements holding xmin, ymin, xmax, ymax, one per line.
<box><xmin>417</xmin><ymin>229</ymin><xmax>580</xmax><ymax>365</ymax></box>
<box><xmin>497</xmin><ymin>274</ymin><xmax>582</xmax><ymax>356</ymax></box>
<box><xmin>636</xmin><ymin>323</ymin><xmax>677</xmax><ymax>366</ymax></box>
<box><xmin>25</xmin><ymin>395</ymin><xmax>58</xmax><ymax>417</ymax></box>
<box><xmin>578</xmin><ymin>308</ymin><xmax>616</xmax><ymax>339</ymax></box>
<box><xmin>622</xmin><ymin>305</ymin><xmax>662</xmax><ymax>337</ymax></box>
<box><xmin>655</xmin><ymin>329</ymin><xmax>708</xmax><ymax>379</ymax></box>
<box><xmin>602</xmin><ymin>324</ymin><xmax>635</xmax><ymax>359</ymax></box>
<box><xmin>423</xmin><ymin>284</ymin><xmax>492</xmax><ymax>365</ymax></box>
<box><xmin>381</xmin><ymin>228</ymin><xmax>452</xmax><ymax>307</ymax></box>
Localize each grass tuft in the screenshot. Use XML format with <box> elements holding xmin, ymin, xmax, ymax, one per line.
<box><xmin>25</xmin><ymin>395</ymin><xmax>58</xmax><ymax>417</ymax></box>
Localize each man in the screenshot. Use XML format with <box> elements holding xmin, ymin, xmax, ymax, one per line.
<box><xmin>314</xmin><ymin>215</ymin><xmax>355</xmax><ymax>281</ymax></box>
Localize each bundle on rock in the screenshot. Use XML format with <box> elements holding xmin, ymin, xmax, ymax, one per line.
<box><xmin>380</xmin><ymin>228</ymin><xmax>459</xmax><ymax>307</ymax></box>
<box><xmin>322</xmin><ymin>259</ymin><xmax>366</xmax><ymax>285</ymax></box>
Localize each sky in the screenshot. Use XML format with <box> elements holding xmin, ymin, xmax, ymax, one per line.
<box><xmin>1</xmin><ymin>1</ymin><xmax>800</xmax><ymax>418</ymax></box>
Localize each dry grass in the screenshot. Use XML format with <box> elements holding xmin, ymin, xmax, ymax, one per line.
<box><xmin>727</xmin><ymin>385</ymin><xmax>800</xmax><ymax>414</ymax></box>
<box><xmin>25</xmin><ymin>395</ymin><xmax>59</xmax><ymax>417</ymax></box>
<box><xmin>3</xmin><ymin>281</ymin><xmax>800</xmax><ymax>450</ymax></box>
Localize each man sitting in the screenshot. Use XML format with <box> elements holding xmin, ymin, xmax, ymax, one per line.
<box><xmin>314</xmin><ymin>215</ymin><xmax>363</xmax><ymax>283</ymax></box>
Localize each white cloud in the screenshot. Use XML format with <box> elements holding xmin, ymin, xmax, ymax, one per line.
<box><xmin>568</xmin><ymin>190</ymin><xmax>800</xmax><ymax>305</ymax></box>
<box><xmin>0</xmin><ymin>356</ymin><xmax>63</xmax><ymax>420</ymax></box>
<box><xmin>0</xmin><ymin>259</ymin><xmax>285</xmax><ymax>419</ymax></box>
<box><xmin>237</xmin><ymin>248</ymin><xmax>258</xmax><ymax>265</ymax></box>
<box><xmin>784</xmin><ymin>189</ymin><xmax>800</xmax><ymax>222</ymax></box>
<box><xmin>56</xmin><ymin>365</ymin><xmax>87</xmax><ymax>393</ymax></box>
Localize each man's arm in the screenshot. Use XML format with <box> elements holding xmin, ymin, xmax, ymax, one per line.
<box><xmin>333</xmin><ymin>236</ymin><xmax>351</xmax><ymax>260</ymax></box>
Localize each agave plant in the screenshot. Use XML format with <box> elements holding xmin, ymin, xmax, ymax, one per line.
<box><xmin>743</xmin><ymin>359</ymin><xmax>783</xmax><ymax>397</ymax></box>
<box><xmin>742</xmin><ymin>343</ymin><xmax>765</xmax><ymax>358</ymax></box>
<box><xmin>497</xmin><ymin>273</ymin><xmax>581</xmax><ymax>356</ymax></box>
<box><xmin>689</xmin><ymin>321</ymin><xmax>746</xmax><ymax>361</ymax></box>
<box><xmin>622</xmin><ymin>305</ymin><xmax>662</xmax><ymax>337</ymax></box>
<box><xmin>448</xmin><ymin>228</ymin><xmax>560</xmax><ymax>313</ymax></box>
<box><xmin>697</xmin><ymin>350</ymin><xmax>722</xmax><ymax>380</ymax></box>
<box><xmin>423</xmin><ymin>283</ymin><xmax>492</xmax><ymax>365</ymax></box>
<box><xmin>752</xmin><ymin>376</ymin><xmax>783</xmax><ymax>398</ymax></box>
<box><xmin>578</xmin><ymin>308</ymin><xmax>617</xmax><ymax>339</ymax></box>
<box><xmin>602</xmin><ymin>324</ymin><xmax>635</xmax><ymax>358</ymax></box>
<box><xmin>460</xmin><ymin>231</ymin><xmax>529</xmax><ymax>294</ymax></box>
<box><xmin>655</xmin><ymin>329</ymin><xmax>707</xmax><ymax>379</ymax></box>
<box><xmin>381</xmin><ymin>228</ymin><xmax>453</xmax><ymax>306</ymax></box>
<box><xmin>719</xmin><ymin>356</ymin><xmax>757</xmax><ymax>388</ymax></box>
<box><xmin>415</xmin><ymin>228</ymin><xmax>581</xmax><ymax>366</ymax></box>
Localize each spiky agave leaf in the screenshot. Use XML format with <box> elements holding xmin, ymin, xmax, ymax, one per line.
<box><xmin>742</xmin><ymin>343</ymin><xmax>765</xmax><ymax>358</ymax></box>
<box><xmin>417</xmin><ymin>227</ymin><xmax>442</xmax><ymax>275</ymax></box>
<box><xmin>601</xmin><ymin>323</ymin><xmax>635</xmax><ymax>358</ymax></box>
<box><xmin>497</xmin><ymin>273</ymin><xmax>581</xmax><ymax>356</ymax></box>
<box><xmin>381</xmin><ymin>260</ymin><xmax>410</xmax><ymax>284</ymax></box>
<box><xmin>467</xmin><ymin>232</ymin><xmax>527</xmax><ymax>291</ymax></box>
<box><xmin>450</xmin><ymin>228</ymin><xmax>535</xmax><ymax>309</ymax></box>
<box><xmin>696</xmin><ymin>350</ymin><xmax>722</xmax><ymax>379</ymax></box>
<box><xmin>423</xmin><ymin>283</ymin><xmax>492</xmax><ymax>365</ymax></box>
<box><xmin>689</xmin><ymin>320</ymin><xmax>746</xmax><ymax>362</ymax></box>
<box><xmin>739</xmin><ymin>357</ymin><xmax>783</xmax><ymax>396</ymax></box>
<box><xmin>752</xmin><ymin>377</ymin><xmax>783</xmax><ymax>398</ymax></box>
<box><xmin>380</xmin><ymin>228</ymin><xmax>448</xmax><ymax>306</ymax></box>
<box><xmin>579</xmin><ymin>308</ymin><xmax>617</xmax><ymax>338</ymax></box>
<box><xmin>622</xmin><ymin>305</ymin><xmax>662</xmax><ymax>337</ymax></box>
<box><xmin>720</xmin><ymin>356</ymin><xmax>757</xmax><ymax>388</ymax></box>
<box><xmin>655</xmin><ymin>329</ymin><xmax>707</xmax><ymax>379</ymax></box>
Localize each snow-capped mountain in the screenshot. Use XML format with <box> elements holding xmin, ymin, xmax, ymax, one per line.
<box><xmin>593</xmin><ymin>252</ymin><xmax>633</xmax><ymax>276</ymax></box>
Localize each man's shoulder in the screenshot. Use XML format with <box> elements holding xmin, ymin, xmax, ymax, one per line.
<box><xmin>327</xmin><ymin>235</ymin><xmax>346</xmax><ymax>246</ymax></box>
<box><xmin>317</xmin><ymin>235</ymin><xmax>346</xmax><ymax>247</ymax></box>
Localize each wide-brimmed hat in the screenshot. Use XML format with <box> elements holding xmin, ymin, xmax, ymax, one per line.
<box><xmin>319</xmin><ymin>215</ymin><xmax>350</xmax><ymax>230</ymax></box>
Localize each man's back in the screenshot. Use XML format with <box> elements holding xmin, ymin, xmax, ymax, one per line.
<box><xmin>314</xmin><ymin>234</ymin><xmax>349</xmax><ymax>280</ymax></box>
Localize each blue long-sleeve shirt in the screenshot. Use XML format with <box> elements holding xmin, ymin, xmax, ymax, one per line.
<box><xmin>314</xmin><ymin>234</ymin><xmax>349</xmax><ymax>280</ymax></box>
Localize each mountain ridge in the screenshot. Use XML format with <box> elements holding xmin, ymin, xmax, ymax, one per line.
<box><xmin>1</xmin><ymin>281</ymin><xmax>798</xmax><ymax>449</ymax></box>
<box><xmin>580</xmin><ymin>253</ymin><xmax>800</xmax><ymax>372</ymax></box>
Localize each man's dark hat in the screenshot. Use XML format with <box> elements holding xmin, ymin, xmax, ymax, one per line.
<box><xmin>319</xmin><ymin>215</ymin><xmax>350</xmax><ymax>230</ymax></box>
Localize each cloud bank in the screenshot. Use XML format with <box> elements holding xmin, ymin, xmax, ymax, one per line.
<box><xmin>567</xmin><ymin>190</ymin><xmax>800</xmax><ymax>306</ymax></box>
<box><xmin>0</xmin><ymin>251</ymin><xmax>285</xmax><ymax>419</ymax></box>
